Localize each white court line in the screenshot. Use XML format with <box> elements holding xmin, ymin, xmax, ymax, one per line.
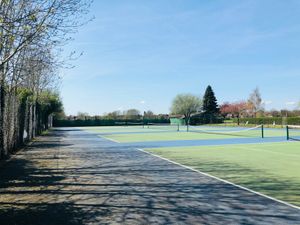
<box><xmin>98</xmin><ymin>132</ymin><xmax>300</xmax><ymax>211</ymax></box>
<box><xmin>237</xmin><ymin>145</ymin><xmax>300</xmax><ymax>158</ymax></box>
<box><xmin>151</xmin><ymin>140</ymin><xmax>290</xmax><ymax>149</ymax></box>
<box><xmin>137</xmin><ymin>148</ymin><xmax>300</xmax><ymax>211</ymax></box>
<box><xmin>156</xmin><ymin>141</ymin><xmax>300</xmax><ymax>158</ymax></box>
<box><xmin>98</xmin><ymin>135</ymin><xmax>121</xmax><ymax>143</ymax></box>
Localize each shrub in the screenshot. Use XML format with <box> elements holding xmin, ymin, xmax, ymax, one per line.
<box><xmin>232</xmin><ymin>117</ymin><xmax>300</xmax><ymax>125</ymax></box>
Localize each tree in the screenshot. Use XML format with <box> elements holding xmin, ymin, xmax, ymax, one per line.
<box><xmin>202</xmin><ymin>85</ymin><xmax>219</xmax><ymax>114</ymax></box>
<box><xmin>220</xmin><ymin>101</ymin><xmax>248</xmax><ymax>118</ymax></box>
<box><xmin>37</xmin><ymin>91</ymin><xmax>64</xmax><ymax>130</ymax></box>
<box><xmin>248</xmin><ymin>87</ymin><xmax>263</xmax><ymax>118</ymax></box>
<box><xmin>202</xmin><ymin>85</ymin><xmax>219</xmax><ymax>123</ymax></box>
<box><xmin>171</xmin><ymin>94</ymin><xmax>202</xmax><ymax>127</ymax></box>
<box><xmin>268</xmin><ymin>109</ymin><xmax>281</xmax><ymax>117</ymax></box>
<box><xmin>77</xmin><ymin>112</ymin><xmax>90</xmax><ymax>120</ymax></box>
<box><xmin>125</xmin><ymin>109</ymin><xmax>140</xmax><ymax>120</ymax></box>
<box><xmin>105</xmin><ymin>110</ymin><xmax>122</xmax><ymax>120</ymax></box>
<box><xmin>281</xmin><ymin>109</ymin><xmax>289</xmax><ymax>118</ymax></box>
<box><xmin>144</xmin><ymin>110</ymin><xmax>154</xmax><ymax>119</ymax></box>
<box><xmin>220</xmin><ymin>101</ymin><xmax>249</xmax><ymax>125</ymax></box>
<box><xmin>220</xmin><ymin>102</ymin><xmax>230</xmax><ymax>117</ymax></box>
<box><xmin>0</xmin><ymin>0</ymin><xmax>92</xmax><ymax>158</ymax></box>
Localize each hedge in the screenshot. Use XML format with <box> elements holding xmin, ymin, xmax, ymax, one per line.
<box><xmin>190</xmin><ymin>113</ymin><xmax>224</xmax><ymax>125</ymax></box>
<box><xmin>286</xmin><ymin>117</ymin><xmax>300</xmax><ymax>125</ymax></box>
<box><xmin>53</xmin><ymin>119</ymin><xmax>170</xmax><ymax>127</ymax></box>
<box><xmin>232</xmin><ymin>117</ymin><xmax>300</xmax><ymax>125</ymax></box>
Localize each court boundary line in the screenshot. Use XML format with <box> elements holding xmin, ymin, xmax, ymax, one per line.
<box><xmin>98</xmin><ymin>135</ymin><xmax>287</xmax><ymax>146</ymax></box>
<box><xmin>95</xmin><ymin>129</ymin><xmax>287</xmax><ymax>146</ymax></box>
<box><xmin>98</xmin><ymin>132</ymin><xmax>300</xmax><ymax>210</ymax></box>
<box><xmin>98</xmin><ymin>135</ymin><xmax>120</xmax><ymax>143</ymax></box>
<box><xmin>136</xmin><ymin>148</ymin><xmax>300</xmax><ymax>211</ymax></box>
<box><xmin>133</xmin><ymin>139</ymin><xmax>288</xmax><ymax>148</ymax></box>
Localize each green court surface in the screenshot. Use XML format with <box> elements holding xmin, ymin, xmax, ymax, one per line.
<box><xmin>146</xmin><ymin>142</ymin><xmax>300</xmax><ymax>207</ymax></box>
<box><xmin>96</xmin><ymin>127</ymin><xmax>285</xmax><ymax>143</ymax></box>
<box><xmin>100</xmin><ymin>131</ymin><xmax>253</xmax><ymax>143</ymax></box>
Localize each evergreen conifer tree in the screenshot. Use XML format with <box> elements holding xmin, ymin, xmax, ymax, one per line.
<box><xmin>203</xmin><ymin>85</ymin><xmax>219</xmax><ymax>114</ymax></box>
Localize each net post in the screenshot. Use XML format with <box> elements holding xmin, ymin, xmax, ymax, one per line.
<box><xmin>261</xmin><ymin>124</ymin><xmax>264</xmax><ymax>138</ymax></box>
<box><xmin>177</xmin><ymin>124</ymin><xmax>179</xmax><ymax>132</ymax></box>
<box><xmin>286</xmin><ymin>125</ymin><xmax>289</xmax><ymax>140</ymax></box>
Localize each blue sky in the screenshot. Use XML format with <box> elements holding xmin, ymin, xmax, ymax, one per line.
<box><xmin>61</xmin><ymin>0</ymin><xmax>300</xmax><ymax>115</ymax></box>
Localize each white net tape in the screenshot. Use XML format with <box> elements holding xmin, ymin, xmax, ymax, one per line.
<box><xmin>189</xmin><ymin>124</ymin><xmax>262</xmax><ymax>134</ymax></box>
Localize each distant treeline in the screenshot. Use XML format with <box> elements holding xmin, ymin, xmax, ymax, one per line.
<box><xmin>53</xmin><ymin>119</ymin><xmax>170</xmax><ymax>127</ymax></box>
<box><xmin>232</xmin><ymin>117</ymin><xmax>300</xmax><ymax>125</ymax></box>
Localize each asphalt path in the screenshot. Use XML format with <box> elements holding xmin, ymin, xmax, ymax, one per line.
<box><xmin>0</xmin><ymin>128</ymin><xmax>299</xmax><ymax>225</ymax></box>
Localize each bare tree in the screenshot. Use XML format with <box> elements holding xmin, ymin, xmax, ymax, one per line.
<box><xmin>248</xmin><ymin>87</ymin><xmax>263</xmax><ymax>118</ymax></box>
<box><xmin>125</xmin><ymin>109</ymin><xmax>141</xmax><ymax>120</ymax></box>
<box><xmin>77</xmin><ymin>112</ymin><xmax>90</xmax><ymax>120</ymax></box>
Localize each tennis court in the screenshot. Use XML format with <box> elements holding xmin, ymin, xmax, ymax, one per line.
<box><xmin>146</xmin><ymin>142</ymin><xmax>300</xmax><ymax>207</ymax></box>
<box><xmin>87</xmin><ymin>124</ymin><xmax>286</xmax><ymax>143</ymax></box>
<box><xmin>85</xmin><ymin>124</ymin><xmax>300</xmax><ymax>208</ymax></box>
<box><xmin>3</xmin><ymin>128</ymin><xmax>299</xmax><ymax>224</ymax></box>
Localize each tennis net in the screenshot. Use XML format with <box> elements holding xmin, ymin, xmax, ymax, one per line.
<box><xmin>287</xmin><ymin>125</ymin><xmax>300</xmax><ymax>141</ymax></box>
<box><xmin>188</xmin><ymin>124</ymin><xmax>264</xmax><ymax>138</ymax></box>
<box><xmin>145</xmin><ymin>123</ymin><xmax>180</xmax><ymax>132</ymax></box>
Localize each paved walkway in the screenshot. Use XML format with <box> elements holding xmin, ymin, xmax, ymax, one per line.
<box><xmin>0</xmin><ymin>128</ymin><xmax>299</xmax><ymax>225</ymax></box>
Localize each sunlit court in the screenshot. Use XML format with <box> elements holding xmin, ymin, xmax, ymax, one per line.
<box><xmin>84</xmin><ymin>124</ymin><xmax>300</xmax><ymax>208</ymax></box>
<box><xmin>1</xmin><ymin>0</ymin><xmax>300</xmax><ymax>224</ymax></box>
<box><xmin>86</xmin><ymin>124</ymin><xmax>286</xmax><ymax>143</ymax></box>
<box><xmin>146</xmin><ymin>142</ymin><xmax>300</xmax><ymax>207</ymax></box>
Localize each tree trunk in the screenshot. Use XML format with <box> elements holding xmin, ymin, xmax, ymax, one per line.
<box><xmin>27</xmin><ymin>104</ymin><xmax>33</xmax><ymax>140</ymax></box>
<box><xmin>185</xmin><ymin>115</ymin><xmax>190</xmax><ymax>132</ymax></box>
<box><xmin>48</xmin><ymin>115</ymin><xmax>53</xmax><ymax>128</ymax></box>
<box><xmin>0</xmin><ymin>84</ymin><xmax>5</xmax><ymax>159</ymax></box>
<box><xmin>32</xmin><ymin>102</ymin><xmax>37</xmax><ymax>138</ymax></box>
<box><xmin>18</xmin><ymin>98</ymin><xmax>27</xmax><ymax>146</ymax></box>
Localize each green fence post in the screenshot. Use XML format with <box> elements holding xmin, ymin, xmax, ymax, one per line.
<box><xmin>286</xmin><ymin>125</ymin><xmax>289</xmax><ymax>140</ymax></box>
<box><xmin>261</xmin><ymin>124</ymin><xmax>264</xmax><ymax>138</ymax></box>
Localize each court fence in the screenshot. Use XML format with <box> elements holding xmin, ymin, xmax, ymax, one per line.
<box><xmin>232</xmin><ymin>117</ymin><xmax>300</xmax><ymax>126</ymax></box>
<box><xmin>53</xmin><ymin>119</ymin><xmax>170</xmax><ymax>127</ymax></box>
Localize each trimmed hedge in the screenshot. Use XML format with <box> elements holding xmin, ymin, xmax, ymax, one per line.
<box><xmin>190</xmin><ymin>113</ymin><xmax>224</xmax><ymax>125</ymax></box>
<box><xmin>232</xmin><ymin>117</ymin><xmax>300</xmax><ymax>125</ymax></box>
<box><xmin>53</xmin><ymin>119</ymin><xmax>170</xmax><ymax>127</ymax></box>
